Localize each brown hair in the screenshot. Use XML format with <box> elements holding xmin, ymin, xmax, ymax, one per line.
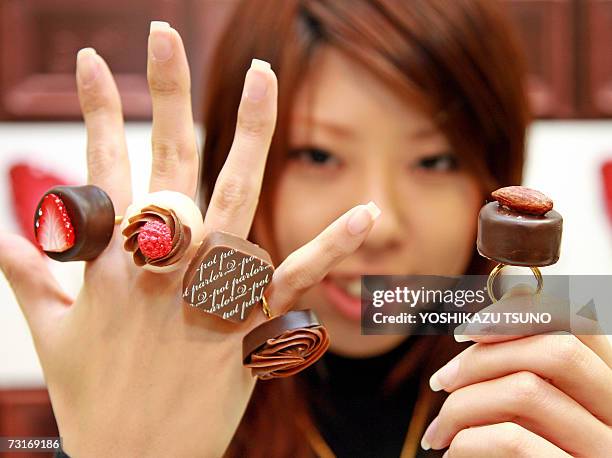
<box><xmin>200</xmin><ymin>0</ymin><xmax>530</xmax><ymax>456</ymax></box>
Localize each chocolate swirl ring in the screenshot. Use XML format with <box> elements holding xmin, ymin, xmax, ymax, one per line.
<box><xmin>122</xmin><ymin>205</ymin><xmax>192</xmax><ymax>268</ymax></box>
<box><xmin>243</xmin><ymin>310</ymin><xmax>330</xmax><ymax>380</ymax></box>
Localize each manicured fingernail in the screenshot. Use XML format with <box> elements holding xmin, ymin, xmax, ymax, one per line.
<box><xmin>454</xmin><ymin>334</ymin><xmax>472</xmax><ymax>342</ymax></box>
<box><xmin>251</xmin><ymin>58</ymin><xmax>271</xmax><ymax>71</ymax></box>
<box><xmin>421</xmin><ymin>416</ymin><xmax>439</xmax><ymax>450</ymax></box>
<box><xmin>149</xmin><ymin>21</ymin><xmax>173</xmax><ymax>62</ymax></box>
<box><xmin>347</xmin><ymin>201</ymin><xmax>381</xmax><ymax>235</ymax></box>
<box><xmin>430</xmin><ymin>358</ymin><xmax>460</xmax><ymax>391</ymax></box>
<box><xmin>461</xmin><ymin>320</ymin><xmax>493</xmax><ymax>338</ymax></box>
<box><xmin>244</xmin><ymin>59</ymin><xmax>270</xmax><ymax>102</ymax></box>
<box><xmin>454</xmin><ymin>323</ymin><xmax>473</xmax><ymax>342</ymax></box>
<box><xmin>76</xmin><ymin>48</ymin><xmax>100</xmax><ymax>86</ymax></box>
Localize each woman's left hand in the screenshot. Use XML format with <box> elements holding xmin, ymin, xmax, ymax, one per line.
<box><xmin>422</xmin><ymin>285</ymin><xmax>612</xmax><ymax>457</ymax></box>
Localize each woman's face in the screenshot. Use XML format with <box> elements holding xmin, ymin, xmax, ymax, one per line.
<box><xmin>267</xmin><ymin>47</ymin><xmax>482</xmax><ymax>357</ymax></box>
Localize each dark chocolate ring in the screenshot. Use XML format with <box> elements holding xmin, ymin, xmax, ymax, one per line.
<box><xmin>487</xmin><ymin>263</ymin><xmax>543</xmax><ymax>303</ymax></box>
<box><xmin>34</xmin><ymin>185</ymin><xmax>115</xmax><ymax>262</ymax></box>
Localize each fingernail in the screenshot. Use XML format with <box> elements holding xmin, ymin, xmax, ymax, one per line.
<box><xmin>76</xmin><ymin>48</ymin><xmax>100</xmax><ymax>86</ymax></box>
<box><xmin>461</xmin><ymin>320</ymin><xmax>492</xmax><ymax>338</ymax></box>
<box><xmin>429</xmin><ymin>358</ymin><xmax>460</xmax><ymax>392</ymax></box>
<box><xmin>347</xmin><ymin>201</ymin><xmax>381</xmax><ymax>235</ymax></box>
<box><xmin>244</xmin><ymin>59</ymin><xmax>270</xmax><ymax>102</ymax></box>
<box><xmin>251</xmin><ymin>58</ymin><xmax>271</xmax><ymax>71</ymax></box>
<box><xmin>149</xmin><ymin>21</ymin><xmax>173</xmax><ymax>62</ymax></box>
<box><xmin>454</xmin><ymin>333</ymin><xmax>473</xmax><ymax>343</ymax></box>
<box><xmin>454</xmin><ymin>323</ymin><xmax>473</xmax><ymax>342</ymax></box>
<box><xmin>421</xmin><ymin>416</ymin><xmax>439</xmax><ymax>450</ymax></box>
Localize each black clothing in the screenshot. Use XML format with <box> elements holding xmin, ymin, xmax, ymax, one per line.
<box><xmin>301</xmin><ymin>336</ymin><xmax>428</xmax><ymax>457</ymax></box>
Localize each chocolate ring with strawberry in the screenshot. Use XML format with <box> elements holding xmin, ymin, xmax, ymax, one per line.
<box><xmin>34</xmin><ymin>185</ymin><xmax>116</xmax><ymax>262</ymax></box>
<box><xmin>120</xmin><ymin>191</ymin><xmax>205</xmax><ymax>273</ymax></box>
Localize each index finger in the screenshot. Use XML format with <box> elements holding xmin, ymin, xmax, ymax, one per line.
<box><xmin>453</xmin><ymin>284</ymin><xmax>612</xmax><ymax>366</ymax></box>
<box><xmin>203</xmin><ymin>59</ymin><xmax>278</xmax><ymax>238</ymax></box>
<box><xmin>430</xmin><ymin>334</ymin><xmax>612</xmax><ymax>424</ymax></box>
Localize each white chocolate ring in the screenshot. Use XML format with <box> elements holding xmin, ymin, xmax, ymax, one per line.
<box><xmin>120</xmin><ymin>191</ymin><xmax>204</xmax><ymax>273</ymax></box>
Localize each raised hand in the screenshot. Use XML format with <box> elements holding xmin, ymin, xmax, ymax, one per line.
<box><xmin>0</xmin><ymin>21</ymin><xmax>380</xmax><ymax>457</ymax></box>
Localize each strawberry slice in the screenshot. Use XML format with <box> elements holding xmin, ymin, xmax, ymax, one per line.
<box><xmin>603</xmin><ymin>159</ymin><xmax>612</xmax><ymax>225</ymax></box>
<box><xmin>9</xmin><ymin>162</ymin><xmax>71</xmax><ymax>246</ymax></box>
<box><xmin>35</xmin><ymin>194</ymin><xmax>76</xmax><ymax>252</ymax></box>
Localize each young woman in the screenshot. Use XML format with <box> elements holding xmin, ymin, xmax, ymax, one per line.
<box><xmin>0</xmin><ymin>0</ymin><xmax>610</xmax><ymax>457</ymax></box>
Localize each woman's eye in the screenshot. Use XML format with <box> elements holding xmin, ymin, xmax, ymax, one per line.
<box><xmin>416</xmin><ymin>153</ymin><xmax>458</xmax><ymax>172</ymax></box>
<box><xmin>288</xmin><ymin>147</ymin><xmax>340</xmax><ymax>167</ymax></box>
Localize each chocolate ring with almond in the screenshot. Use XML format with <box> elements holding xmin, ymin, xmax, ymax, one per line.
<box><xmin>477</xmin><ymin>185</ymin><xmax>563</xmax><ymax>302</ymax></box>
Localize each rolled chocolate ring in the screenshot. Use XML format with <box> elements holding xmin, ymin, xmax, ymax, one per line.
<box><xmin>486</xmin><ymin>263</ymin><xmax>543</xmax><ymax>303</ymax></box>
<box><xmin>242</xmin><ymin>308</ymin><xmax>330</xmax><ymax>380</ymax></box>
<box><xmin>34</xmin><ymin>185</ymin><xmax>115</xmax><ymax>262</ymax></box>
<box><xmin>120</xmin><ymin>191</ymin><xmax>204</xmax><ymax>273</ymax></box>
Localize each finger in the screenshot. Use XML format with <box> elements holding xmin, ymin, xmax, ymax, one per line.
<box><xmin>76</xmin><ymin>47</ymin><xmax>132</xmax><ymax>215</ymax></box>
<box><xmin>575</xmin><ymin>334</ymin><xmax>612</xmax><ymax>368</ymax></box>
<box><xmin>423</xmin><ymin>371</ymin><xmax>611</xmax><ymax>455</ymax></box>
<box><xmin>430</xmin><ymin>334</ymin><xmax>612</xmax><ymax>423</ymax></box>
<box><xmin>147</xmin><ymin>21</ymin><xmax>199</xmax><ymax>198</ymax></box>
<box><xmin>453</xmin><ymin>283</ymin><xmax>602</xmax><ymax>344</ymax></box>
<box><xmin>443</xmin><ymin>422</ymin><xmax>571</xmax><ymax>458</ymax></box>
<box><xmin>264</xmin><ymin>202</ymin><xmax>381</xmax><ymax>315</ymax></box>
<box><xmin>204</xmin><ymin>59</ymin><xmax>277</xmax><ymax>238</ymax></box>
<box><xmin>454</xmin><ymin>283</ymin><xmax>612</xmax><ymax>368</ymax></box>
<box><xmin>0</xmin><ymin>232</ymin><xmax>71</xmax><ymax>334</ymax></box>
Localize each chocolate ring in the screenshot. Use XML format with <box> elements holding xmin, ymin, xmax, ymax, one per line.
<box><xmin>34</xmin><ymin>185</ymin><xmax>115</xmax><ymax>262</ymax></box>
<box><xmin>486</xmin><ymin>263</ymin><xmax>543</xmax><ymax>303</ymax></box>
<box><xmin>180</xmin><ymin>228</ymin><xmax>330</xmax><ymax>376</ymax></box>
<box><xmin>242</xmin><ymin>309</ymin><xmax>330</xmax><ymax>380</ymax></box>
<box><xmin>120</xmin><ymin>191</ymin><xmax>205</xmax><ymax>273</ymax></box>
<box><xmin>477</xmin><ymin>186</ymin><xmax>562</xmax><ymax>301</ymax></box>
<box><xmin>182</xmin><ymin>230</ymin><xmax>274</xmax><ymax>322</ymax></box>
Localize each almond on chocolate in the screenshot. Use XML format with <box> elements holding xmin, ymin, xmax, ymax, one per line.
<box><xmin>491</xmin><ymin>186</ymin><xmax>553</xmax><ymax>216</ymax></box>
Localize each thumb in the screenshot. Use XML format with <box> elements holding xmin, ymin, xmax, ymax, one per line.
<box><xmin>500</xmin><ymin>282</ymin><xmax>536</xmax><ymax>300</ymax></box>
<box><xmin>0</xmin><ymin>231</ymin><xmax>72</xmax><ymax>332</ymax></box>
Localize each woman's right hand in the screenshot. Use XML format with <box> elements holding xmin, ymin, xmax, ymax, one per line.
<box><xmin>0</xmin><ymin>22</ymin><xmax>379</xmax><ymax>457</ymax></box>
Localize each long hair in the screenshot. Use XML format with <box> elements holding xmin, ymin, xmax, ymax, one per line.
<box><xmin>200</xmin><ymin>0</ymin><xmax>530</xmax><ymax>456</ymax></box>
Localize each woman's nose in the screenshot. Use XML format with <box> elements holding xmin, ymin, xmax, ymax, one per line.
<box><xmin>356</xmin><ymin>178</ymin><xmax>405</xmax><ymax>252</ymax></box>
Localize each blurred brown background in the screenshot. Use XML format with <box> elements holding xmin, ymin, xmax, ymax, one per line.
<box><xmin>0</xmin><ymin>1</ymin><xmax>611</xmax><ymax>457</ymax></box>
<box><xmin>0</xmin><ymin>0</ymin><xmax>611</xmax><ymax>122</ymax></box>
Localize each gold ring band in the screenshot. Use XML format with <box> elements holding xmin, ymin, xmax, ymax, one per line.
<box><xmin>486</xmin><ymin>263</ymin><xmax>543</xmax><ymax>303</ymax></box>
<box><xmin>260</xmin><ymin>294</ymin><xmax>273</xmax><ymax>319</ymax></box>
<box><xmin>114</xmin><ymin>215</ymin><xmax>124</xmax><ymax>225</ymax></box>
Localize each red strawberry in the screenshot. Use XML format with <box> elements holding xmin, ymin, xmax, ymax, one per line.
<box><xmin>9</xmin><ymin>162</ymin><xmax>72</xmax><ymax>246</ymax></box>
<box><xmin>603</xmin><ymin>159</ymin><xmax>612</xmax><ymax>225</ymax></box>
<box><xmin>35</xmin><ymin>194</ymin><xmax>76</xmax><ymax>252</ymax></box>
<box><xmin>137</xmin><ymin>220</ymin><xmax>173</xmax><ymax>259</ymax></box>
